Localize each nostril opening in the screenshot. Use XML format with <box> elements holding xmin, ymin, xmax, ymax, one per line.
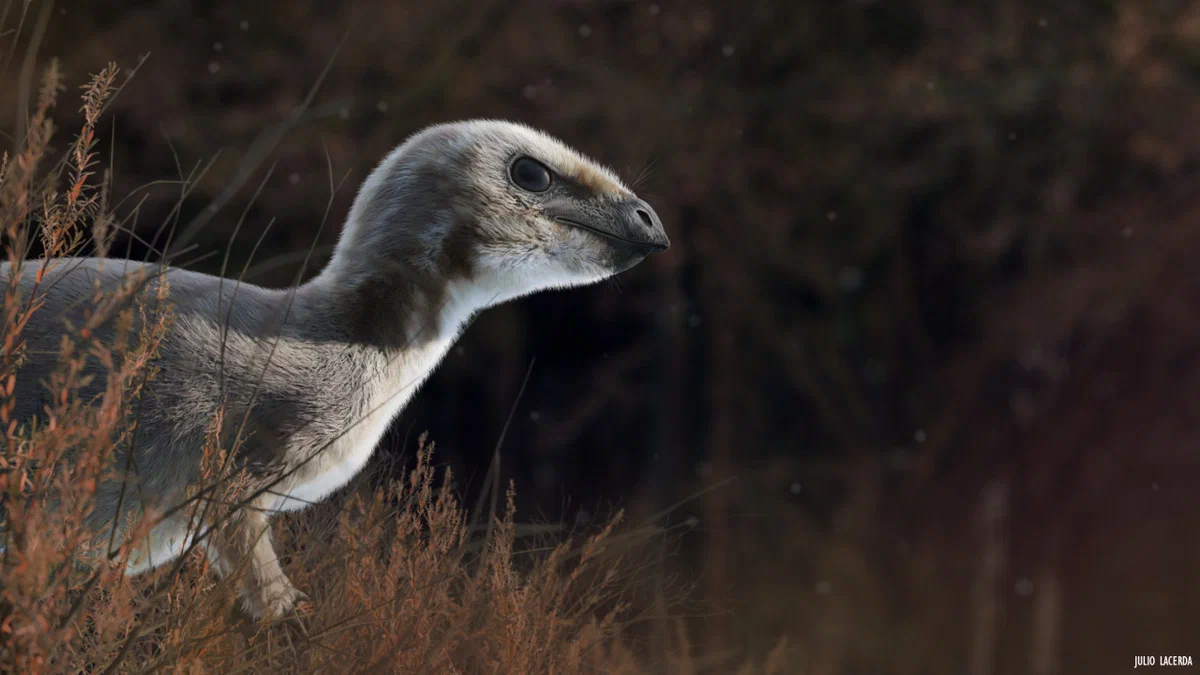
<box><xmin>635</xmin><ymin>208</ymin><xmax>654</xmax><ymax>229</ymax></box>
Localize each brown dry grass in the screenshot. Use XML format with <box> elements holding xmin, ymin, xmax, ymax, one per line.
<box><xmin>0</xmin><ymin>62</ymin><xmax>790</xmax><ymax>674</ymax></box>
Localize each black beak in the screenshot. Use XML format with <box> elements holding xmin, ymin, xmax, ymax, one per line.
<box><xmin>551</xmin><ymin>197</ymin><xmax>670</xmax><ymax>257</ymax></box>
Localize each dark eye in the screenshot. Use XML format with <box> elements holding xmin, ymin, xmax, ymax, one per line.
<box><xmin>510</xmin><ymin>157</ymin><xmax>552</xmax><ymax>192</ymax></box>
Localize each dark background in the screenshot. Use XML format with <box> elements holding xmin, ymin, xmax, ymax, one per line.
<box><xmin>4</xmin><ymin>0</ymin><xmax>1200</xmax><ymax>672</ymax></box>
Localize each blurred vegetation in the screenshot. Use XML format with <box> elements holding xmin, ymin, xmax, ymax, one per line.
<box><xmin>3</xmin><ymin>0</ymin><xmax>1200</xmax><ymax>672</ymax></box>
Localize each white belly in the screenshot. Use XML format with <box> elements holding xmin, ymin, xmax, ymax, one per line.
<box><xmin>267</xmin><ymin>335</ymin><xmax>456</xmax><ymax>513</ymax></box>
<box><xmin>270</xmin><ymin>441</ymin><xmax>377</xmax><ymax>512</ymax></box>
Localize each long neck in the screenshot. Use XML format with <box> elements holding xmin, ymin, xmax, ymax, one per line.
<box><xmin>296</xmin><ymin>251</ymin><xmax>487</xmax><ymax>387</ymax></box>
<box><xmin>289</xmin><ymin>173</ymin><xmax>497</xmax><ymax>406</ymax></box>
